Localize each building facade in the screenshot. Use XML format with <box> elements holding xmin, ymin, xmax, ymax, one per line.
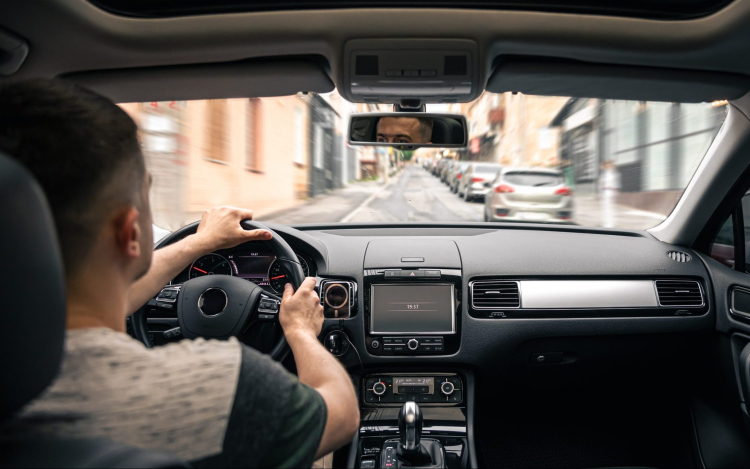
<box><xmin>551</xmin><ymin>99</ymin><xmax>727</xmax><ymax>213</ymax></box>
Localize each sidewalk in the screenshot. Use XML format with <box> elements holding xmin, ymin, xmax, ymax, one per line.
<box><xmin>572</xmin><ymin>195</ymin><xmax>667</xmax><ymax>230</ymax></box>
<box><xmin>257</xmin><ymin>179</ymin><xmax>387</xmax><ymax>224</ymax></box>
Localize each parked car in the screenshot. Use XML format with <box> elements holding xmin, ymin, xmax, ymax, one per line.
<box><xmin>484</xmin><ymin>167</ymin><xmax>573</xmax><ymax>222</ymax></box>
<box><xmin>433</xmin><ymin>158</ymin><xmax>450</xmax><ymax>177</ymax></box>
<box><xmin>440</xmin><ymin>159</ymin><xmax>455</xmax><ymax>183</ymax></box>
<box><xmin>448</xmin><ymin>161</ymin><xmax>472</xmax><ymax>193</ymax></box>
<box><xmin>458</xmin><ymin>163</ymin><xmax>502</xmax><ymax>201</ymax></box>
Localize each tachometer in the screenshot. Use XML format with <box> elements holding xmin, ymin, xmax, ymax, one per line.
<box><xmin>268</xmin><ymin>256</ymin><xmax>309</xmax><ymax>293</ymax></box>
<box><xmin>189</xmin><ymin>253</ymin><xmax>233</xmax><ymax>279</ymax></box>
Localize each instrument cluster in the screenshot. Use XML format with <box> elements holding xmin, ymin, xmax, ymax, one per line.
<box><xmin>171</xmin><ymin>243</ymin><xmax>315</xmax><ymax>295</ymax></box>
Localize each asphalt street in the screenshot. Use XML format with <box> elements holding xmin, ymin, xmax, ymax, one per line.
<box><xmin>261</xmin><ymin>164</ymin><xmax>665</xmax><ymax>229</ymax></box>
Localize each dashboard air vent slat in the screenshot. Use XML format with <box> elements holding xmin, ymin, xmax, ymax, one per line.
<box><xmin>471</xmin><ymin>280</ymin><xmax>520</xmax><ymax>308</ymax></box>
<box><xmin>667</xmin><ymin>251</ymin><xmax>691</xmax><ymax>262</ymax></box>
<box><xmin>655</xmin><ymin>280</ymin><xmax>703</xmax><ymax>307</ymax></box>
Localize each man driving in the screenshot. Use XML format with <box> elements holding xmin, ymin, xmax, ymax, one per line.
<box><xmin>0</xmin><ymin>80</ymin><xmax>359</xmax><ymax>467</ymax></box>
<box><xmin>376</xmin><ymin>116</ymin><xmax>433</xmax><ymax>144</ymax></box>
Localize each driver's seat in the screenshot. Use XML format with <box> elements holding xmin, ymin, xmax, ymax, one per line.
<box><xmin>0</xmin><ymin>151</ymin><xmax>185</xmax><ymax>468</ymax></box>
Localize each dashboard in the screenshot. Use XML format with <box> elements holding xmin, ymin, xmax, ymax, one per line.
<box><xmin>154</xmin><ymin>222</ymin><xmax>716</xmax><ymax>372</ymax></box>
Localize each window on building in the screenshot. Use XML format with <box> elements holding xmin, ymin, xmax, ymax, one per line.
<box><xmin>206</xmin><ymin>99</ymin><xmax>229</xmax><ymax>163</ymax></box>
<box><xmin>246</xmin><ymin>98</ymin><xmax>262</xmax><ymax>171</ymax></box>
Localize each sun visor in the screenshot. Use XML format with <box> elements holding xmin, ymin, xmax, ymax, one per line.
<box><xmin>62</xmin><ymin>58</ymin><xmax>334</xmax><ymax>103</ymax></box>
<box><xmin>486</xmin><ymin>59</ymin><xmax>750</xmax><ymax>103</ymax></box>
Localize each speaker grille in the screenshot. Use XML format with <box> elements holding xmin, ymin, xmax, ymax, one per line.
<box><xmin>444</xmin><ymin>55</ymin><xmax>468</xmax><ymax>76</ymax></box>
<box><xmin>355</xmin><ymin>55</ymin><xmax>379</xmax><ymax>76</ymax></box>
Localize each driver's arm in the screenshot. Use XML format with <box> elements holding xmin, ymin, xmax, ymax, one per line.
<box><xmin>279</xmin><ymin>279</ymin><xmax>360</xmax><ymax>458</ymax></box>
<box><xmin>127</xmin><ymin>206</ymin><xmax>271</xmax><ymax>315</ymax></box>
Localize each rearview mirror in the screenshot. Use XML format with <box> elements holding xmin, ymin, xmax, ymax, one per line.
<box><xmin>348</xmin><ymin>112</ymin><xmax>468</xmax><ymax>149</ymax></box>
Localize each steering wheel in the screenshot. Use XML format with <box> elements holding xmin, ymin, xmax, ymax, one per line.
<box><xmin>132</xmin><ymin>220</ymin><xmax>305</xmax><ymax>361</ymax></box>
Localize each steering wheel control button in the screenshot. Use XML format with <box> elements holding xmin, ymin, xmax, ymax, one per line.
<box><xmin>407</xmin><ymin>339</ymin><xmax>420</xmax><ymax>350</ymax></box>
<box><xmin>197</xmin><ymin>288</ymin><xmax>228</xmax><ymax>317</ymax></box>
<box><xmin>258</xmin><ymin>295</ymin><xmax>280</xmax><ymax>314</ymax></box>
<box><xmin>163</xmin><ymin>327</ymin><xmax>182</xmax><ymax>340</ymax></box>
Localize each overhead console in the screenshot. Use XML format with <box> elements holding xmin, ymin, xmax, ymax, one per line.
<box><xmin>363</xmin><ymin>239</ymin><xmax>462</xmax><ymax>356</ymax></box>
<box><xmin>468</xmin><ymin>278</ymin><xmax>708</xmax><ymax>319</ymax></box>
<box><xmin>342</xmin><ymin>38</ymin><xmax>480</xmax><ymax>104</ymax></box>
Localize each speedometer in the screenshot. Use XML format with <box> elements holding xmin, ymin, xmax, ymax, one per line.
<box><xmin>190</xmin><ymin>253</ymin><xmax>233</xmax><ymax>279</ymax></box>
<box><xmin>268</xmin><ymin>256</ymin><xmax>309</xmax><ymax>293</ymax></box>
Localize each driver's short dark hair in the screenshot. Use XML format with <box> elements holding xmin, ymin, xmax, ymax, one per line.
<box><xmin>416</xmin><ymin>117</ymin><xmax>433</xmax><ymax>142</ymax></box>
<box><xmin>0</xmin><ymin>79</ymin><xmax>145</xmax><ymax>277</ymax></box>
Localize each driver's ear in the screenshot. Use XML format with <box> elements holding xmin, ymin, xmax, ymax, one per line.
<box><xmin>113</xmin><ymin>206</ymin><xmax>142</xmax><ymax>260</ymax></box>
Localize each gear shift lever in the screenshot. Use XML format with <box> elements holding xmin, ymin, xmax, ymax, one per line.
<box><xmin>396</xmin><ymin>401</ymin><xmax>435</xmax><ymax>466</ymax></box>
<box><xmin>399</xmin><ymin>401</ymin><xmax>422</xmax><ymax>451</ymax></box>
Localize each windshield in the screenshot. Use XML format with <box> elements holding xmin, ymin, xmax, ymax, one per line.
<box><xmin>120</xmin><ymin>93</ymin><xmax>726</xmax><ymax>231</ymax></box>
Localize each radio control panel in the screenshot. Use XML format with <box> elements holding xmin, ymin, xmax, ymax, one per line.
<box><xmin>368</xmin><ymin>336</ymin><xmax>444</xmax><ymax>355</ymax></box>
<box><xmin>363</xmin><ymin>374</ymin><xmax>463</xmax><ymax>406</ymax></box>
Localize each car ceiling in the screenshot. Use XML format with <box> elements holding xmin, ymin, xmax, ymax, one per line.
<box><xmin>5</xmin><ymin>0</ymin><xmax>750</xmax><ymax>104</ymax></box>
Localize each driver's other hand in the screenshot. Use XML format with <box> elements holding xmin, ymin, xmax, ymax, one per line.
<box><xmin>280</xmin><ymin>278</ymin><xmax>324</xmax><ymax>339</ymax></box>
<box><xmin>194</xmin><ymin>206</ymin><xmax>271</xmax><ymax>251</ymax></box>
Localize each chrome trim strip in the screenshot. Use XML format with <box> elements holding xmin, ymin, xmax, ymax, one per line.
<box><xmin>521</xmin><ymin>280</ymin><xmax>658</xmax><ymax>309</ymax></box>
<box><xmin>370</xmin><ymin>283</ymin><xmax>456</xmax><ymax>335</ymax></box>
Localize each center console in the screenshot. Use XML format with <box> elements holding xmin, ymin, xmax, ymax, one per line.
<box><xmin>351</xmin><ymin>240</ymin><xmax>472</xmax><ymax>469</ymax></box>
<box><xmin>354</xmin><ymin>372</ymin><xmax>473</xmax><ymax>469</ymax></box>
<box><xmin>363</xmin><ymin>269</ymin><xmax>463</xmax><ymax>356</ymax></box>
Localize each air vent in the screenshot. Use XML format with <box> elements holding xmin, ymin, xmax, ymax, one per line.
<box><xmin>655</xmin><ymin>280</ymin><xmax>704</xmax><ymax>307</ymax></box>
<box><xmin>355</xmin><ymin>55</ymin><xmax>379</xmax><ymax>76</ymax></box>
<box><xmin>471</xmin><ymin>280</ymin><xmax>520</xmax><ymax>309</ymax></box>
<box><xmin>667</xmin><ymin>251</ymin><xmax>691</xmax><ymax>262</ymax></box>
<box><xmin>444</xmin><ymin>55</ymin><xmax>468</xmax><ymax>76</ymax></box>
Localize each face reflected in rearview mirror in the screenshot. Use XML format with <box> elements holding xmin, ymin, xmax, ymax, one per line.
<box><xmin>348</xmin><ymin>112</ymin><xmax>468</xmax><ymax>149</ymax></box>
<box><xmin>376</xmin><ymin>116</ymin><xmax>433</xmax><ymax>144</ymax></box>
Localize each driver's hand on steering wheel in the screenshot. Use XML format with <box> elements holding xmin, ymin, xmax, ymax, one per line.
<box><xmin>193</xmin><ymin>206</ymin><xmax>272</xmax><ymax>251</ymax></box>
<box><xmin>280</xmin><ymin>278</ymin><xmax>324</xmax><ymax>340</ymax></box>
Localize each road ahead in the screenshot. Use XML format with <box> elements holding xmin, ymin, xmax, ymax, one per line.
<box><xmin>261</xmin><ymin>164</ymin><xmax>666</xmax><ymax>229</ymax></box>
<box><xmin>346</xmin><ymin>165</ymin><xmax>484</xmax><ymax>222</ymax></box>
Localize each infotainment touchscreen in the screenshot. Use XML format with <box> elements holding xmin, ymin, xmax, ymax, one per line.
<box><xmin>370</xmin><ymin>284</ymin><xmax>455</xmax><ymax>334</ymax></box>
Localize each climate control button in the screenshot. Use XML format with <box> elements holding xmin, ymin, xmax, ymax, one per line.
<box><xmin>440</xmin><ymin>381</ymin><xmax>455</xmax><ymax>396</ymax></box>
<box><xmin>373</xmin><ymin>381</ymin><xmax>387</xmax><ymax>396</ymax></box>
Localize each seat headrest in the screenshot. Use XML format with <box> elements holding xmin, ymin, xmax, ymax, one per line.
<box><xmin>0</xmin><ymin>151</ymin><xmax>66</xmax><ymax>421</ymax></box>
<box><xmin>431</xmin><ymin>118</ymin><xmax>464</xmax><ymax>145</ymax></box>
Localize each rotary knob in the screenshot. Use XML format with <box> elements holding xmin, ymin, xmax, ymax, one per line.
<box><xmin>407</xmin><ymin>339</ymin><xmax>419</xmax><ymax>351</ymax></box>
<box><xmin>373</xmin><ymin>381</ymin><xmax>387</xmax><ymax>396</ymax></box>
<box><xmin>440</xmin><ymin>381</ymin><xmax>455</xmax><ymax>396</ymax></box>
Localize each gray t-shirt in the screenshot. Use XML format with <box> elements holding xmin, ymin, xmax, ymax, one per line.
<box><xmin>3</xmin><ymin>328</ymin><xmax>326</xmax><ymax>468</ymax></box>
